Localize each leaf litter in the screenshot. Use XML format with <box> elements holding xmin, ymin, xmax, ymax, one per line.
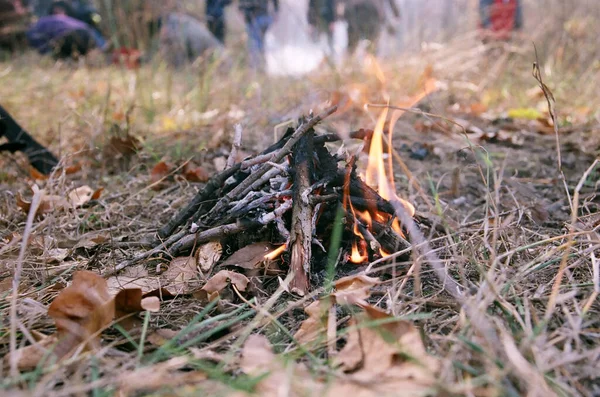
<box><xmin>2</xmin><ymin>38</ymin><xmax>600</xmax><ymax>396</ymax></box>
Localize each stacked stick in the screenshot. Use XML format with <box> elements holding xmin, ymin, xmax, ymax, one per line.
<box><xmin>117</xmin><ymin>106</ymin><xmax>410</xmax><ymax>295</ymax></box>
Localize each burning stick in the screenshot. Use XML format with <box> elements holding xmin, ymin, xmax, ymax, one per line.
<box><xmin>288</xmin><ymin>128</ymin><xmax>314</xmax><ymax>296</ymax></box>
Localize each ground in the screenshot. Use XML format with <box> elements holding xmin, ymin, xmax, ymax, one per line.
<box><xmin>1</xmin><ymin>37</ymin><xmax>599</xmax><ymax>396</ymax></box>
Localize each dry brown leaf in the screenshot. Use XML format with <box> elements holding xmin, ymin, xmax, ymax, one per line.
<box><xmin>196</xmin><ymin>241</ymin><xmax>223</xmax><ymax>273</ymax></box>
<box><xmin>182</xmin><ymin>161</ymin><xmax>209</xmax><ymax>183</ymax></box>
<box><xmin>220</xmin><ymin>242</ymin><xmax>274</xmax><ymax>270</ymax></box>
<box><xmin>64</xmin><ymin>163</ymin><xmax>82</xmax><ymax>175</ymax></box>
<box><xmin>106</xmin><ymin>265</ymin><xmax>159</xmax><ymax>295</ymax></box>
<box><xmin>29</xmin><ymin>166</ymin><xmax>48</xmax><ymax>180</ymax></box>
<box><xmin>150</xmin><ymin>161</ymin><xmax>172</xmax><ymax>190</ymax></box>
<box><xmin>16</xmin><ymin>190</ymin><xmax>69</xmax><ymax>215</ymax></box>
<box><xmin>330</xmin><ymin>311</ymin><xmax>440</xmax><ymax>397</ymax></box>
<box><xmin>47</xmin><ymin>270</ymin><xmax>161</xmax><ymax>358</ymax></box>
<box><xmin>113</xmin><ymin>288</ymin><xmax>160</xmax><ymax>331</ymax></box>
<box><xmin>5</xmin><ymin>333</ymin><xmax>59</xmax><ymax>371</ymax></box>
<box><xmin>146</xmin><ymin>328</ymin><xmax>179</xmax><ymax>346</ymax></box>
<box><xmin>241</xmin><ymin>334</ymin><xmax>323</xmax><ymax>396</ymax></box>
<box><xmin>48</xmin><ymin>270</ymin><xmax>114</xmax><ymax>356</ymax></box>
<box><xmin>73</xmin><ymin>232</ymin><xmax>109</xmax><ymax>250</ymax></box>
<box><xmin>91</xmin><ymin>187</ymin><xmax>104</xmax><ymax>200</ymax></box>
<box><xmin>67</xmin><ymin>186</ymin><xmax>94</xmax><ymax>207</ymax></box>
<box><xmin>293</xmin><ymin>299</ymin><xmax>331</xmax><ymax>345</ymax></box>
<box><xmin>162</xmin><ymin>256</ymin><xmax>198</xmax><ymax>295</ymax></box>
<box><xmin>104</xmin><ymin>134</ymin><xmax>140</xmax><ymax>158</ymax></box>
<box><xmin>202</xmin><ymin>270</ymin><xmax>249</xmax><ymax>294</ymax></box>
<box><xmin>117</xmin><ymin>356</ymin><xmax>208</xmax><ymax>395</ymax></box>
<box><xmin>333</xmin><ymin>274</ymin><xmax>381</xmax><ymax>306</ymax></box>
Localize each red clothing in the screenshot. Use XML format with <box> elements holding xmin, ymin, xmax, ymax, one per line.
<box><xmin>480</xmin><ymin>0</ymin><xmax>522</xmax><ymax>39</ymax></box>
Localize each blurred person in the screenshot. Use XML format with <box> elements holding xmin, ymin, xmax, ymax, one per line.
<box><xmin>26</xmin><ymin>13</ymin><xmax>106</xmax><ymax>58</ymax></box>
<box><xmin>308</xmin><ymin>0</ymin><xmax>336</xmax><ymax>48</ymax></box>
<box><xmin>0</xmin><ymin>0</ymin><xmax>31</xmax><ymax>49</ymax></box>
<box><xmin>46</xmin><ymin>1</ymin><xmax>105</xmax><ymax>45</ymax></box>
<box><xmin>479</xmin><ymin>0</ymin><xmax>522</xmax><ymax>40</ymax></box>
<box><xmin>239</xmin><ymin>0</ymin><xmax>279</xmax><ymax>69</ymax></box>
<box><xmin>158</xmin><ymin>12</ymin><xmax>223</xmax><ymax>67</ymax></box>
<box><xmin>342</xmin><ymin>0</ymin><xmax>401</xmax><ymax>55</ymax></box>
<box><xmin>0</xmin><ymin>104</ymin><xmax>58</xmax><ymax>174</ymax></box>
<box><xmin>205</xmin><ymin>0</ymin><xmax>231</xmax><ymax>43</ymax></box>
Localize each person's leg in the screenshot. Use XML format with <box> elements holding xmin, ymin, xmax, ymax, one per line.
<box><xmin>246</xmin><ymin>14</ymin><xmax>271</xmax><ymax>69</ymax></box>
<box><xmin>53</xmin><ymin>29</ymin><xmax>94</xmax><ymax>58</ymax></box>
<box><xmin>345</xmin><ymin>6</ymin><xmax>360</xmax><ymax>55</ymax></box>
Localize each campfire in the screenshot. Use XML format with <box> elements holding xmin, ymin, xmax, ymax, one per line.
<box><xmin>119</xmin><ymin>105</ymin><xmax>415</xmax><ymax>296</ymax></box>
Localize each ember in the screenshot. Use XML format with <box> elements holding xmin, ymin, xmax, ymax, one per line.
<box><xmin>119</xmin><ymin>105</ymin><xmax>412</xmax><ymax>296</ymax></box>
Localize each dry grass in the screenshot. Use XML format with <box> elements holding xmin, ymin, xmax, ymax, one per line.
<box><xmin>1</xmin><ymin>28</ymin><xmax>600</xmax><ymax>396</ymax></box>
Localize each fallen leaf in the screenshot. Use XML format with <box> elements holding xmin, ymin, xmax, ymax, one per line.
<box><xmin>220</xmin><ymin>242</ymin><xmax>274</xmax><ymax>270</ymax></box>
<box><xmin>47</xmin><ymin>270</ymin><xmax>160</xmax><ymax>359</ymax></box>
<box><xmin>45</xmin><ymin>248</ymin><xmax>69</xmax><ymax>263</ymax></box>
<box><xmin>67</xmin><ymin>185</ymin><xmax>94</xmax><ymax>207</ymax></box>
<box><xmin>469</xmin><ymin>102</ymin><xmax>487</xmax><ymax>116</ymax></box>
<box><xmin>104</xmin><ymin>134</ymin><xmax>140</xmax><ymax>158</ymax></box>
<box><xmin>47</xmin><ymin>271</ymin><xmax>113</xmax><ymax>357</ymax></box>
<box><xmin>106</xmin><ymin>265</ymin><xmax>159</xmax><ymax>295</ymax></box>
<box><xmin>182</xmin><ymin>162</ymin><xmax>209</xmax><ymax>183</ymax></box>
<box><xmin>91</xmin><ymin>187</ymin><xmax>103</xmax><ymax>200</ymax></box>
<box><xmin>293</xmin><ymin>299</ymin><xmax>331</xmax><ymax>345</ymax></box>
<box><xmin>63</xmin><ymin>163</ymin><xmax>82</xmax><ymax>174</ymax></box>
<box><xmin>330</xmin><ymin>310</ymin><xmax>440</xmax><ymax>397</ymax></box>
<box><xmin>117</xmin><ymin>356</ymin><xmax>208</xmax><ymax>395</ymax></box>
<box><xmin>73</xmin><ymin>232</ymin><xmax>109</xmax><ymax>250</ymax></box>
<box><xmin>5</xmin><ymin>333</ymin><xmax>58</xmax><ymax>371</ymax></box>
<box><xmin>196</xmin><ymin>241</ymin><xmax>223</xmax><ymax>273</ymax></box>
<box><xmin>333</xmin><ymin>274</ymin><xmax>381</xmax><ymax>306</ymax></box>
<box><xmin>241</xmin><ymin>334</ymin><xmax>322</xmax><ymax>396</ymax></box>
<box><xmin>146</xmin><ymin>328</ymin><xmax>179</xmax><ymax>346</ymax></box>
<box><xmin>113</xmin><ymin>288</ymin><xmax>160</xmax><ymax>331</ymax></box>
<box><xmin>196</xmin><ymin>270</ymin><xmax>249</xmax><ymax>301</ymax></box>
<box><xmin>162</xmin><ymin>256</ymin><xmax>198</xmax><ymax>295</ymax></box>
<box><xmin>16</xmin><ymin>189</ymin><xmax>69</xmax><ymax>215</ymax></box>
<box><xmin>29</xmin><ymin>167</ymin><xmax>48</xmax><ymax>180</ymax></box>
<box><xmin>150</xmin><ymin>161</ymin><xmax>172</xmax><ymax>190</ymax></box>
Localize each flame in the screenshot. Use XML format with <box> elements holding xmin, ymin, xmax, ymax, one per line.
<box><xmin>264</xmin><ymin>245</ymin><xmax>286</xmax><ymax>260</ymax></box>
<box><xmin>356</xmin><ymin>210</ymin><xmax>372</xmax><ymax>229</ymax></box>
<box><xmin>350</xmin><ymin>240</ymin><xmax>368</xmax><ymax>263</ymax></box>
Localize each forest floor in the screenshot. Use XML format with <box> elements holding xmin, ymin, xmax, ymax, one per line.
<box><xmin>1</xmin><ymin>37</ymin><xmax>600</xmax><ymax>396</ymax></box>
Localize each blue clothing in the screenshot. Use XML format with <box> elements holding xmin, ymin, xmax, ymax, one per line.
<box><xmin>206</xmin><ymin>0</ymin><xmax>232</xmax><ymax>18</ymax></box>
<box><xmin>245</xmin><ymin>13</ymin><xmax>272</xmax><ymax>68</ymax></box>
<box><xmin>27</xmin><ymin>15</ymin><xmax>105</xmax><ymax>54</ymax></box>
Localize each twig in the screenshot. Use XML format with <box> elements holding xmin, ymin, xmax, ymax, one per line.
<box><xmin>173</xmin><ymin>200</ymin><xmax>294</xmax><ymax>255</ymax></box>
<box><xmin>10</xmin><ymin>184</ymin><xmax>42</xmax><ymax>377</ymax></box>
<box><xmin>114</xmin><ymin>229</ymin><xmax>187</xmax><ymax>272</ymax></box>
<box><xmin>204</xmin><ymin>106</ymin><xmax>337</xmax><ymax>222</ymax></box>
<box><xmin>157</xmin><ymin>163</ymin><xmax>240</xmax><ymax>238</ymax></box>
<box><xmin>170</xmin><ymin>222</ymin><xmax>248</xmax><ymax>256</ymax></box>
<box><xmin>241</xmin><ymin>152</ymin><xmax>273</xmax><ymax>170</ymax></box>
<box><xmin>226</xmin><ymin>124</ymin><xmax>243</xmax><ymax>169</ymax></box>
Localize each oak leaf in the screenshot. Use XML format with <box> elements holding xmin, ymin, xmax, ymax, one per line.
<box><xmin>220</xmin><ymin>242</ymin><xmax>274</xmax><ymax>270</ymax></box>
<box><xmin>196</xmin><ymin>241</ymin><xmax>223</xmax><ymax>273</ymax></box>
<box><xmin>195</xmin><ymin>270</ymin><xmax>249</xmax><ymax>301</ymax></box>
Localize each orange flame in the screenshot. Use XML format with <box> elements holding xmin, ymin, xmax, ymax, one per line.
<box><xmin>264</xmin><ymin>245</ymin><xmax>286</xmax><ymax>260</ymax></box>
<box><xmin>350</xmin><ymin>240</ymin><xmax>368</xmax><ymax>264</ymax></box>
